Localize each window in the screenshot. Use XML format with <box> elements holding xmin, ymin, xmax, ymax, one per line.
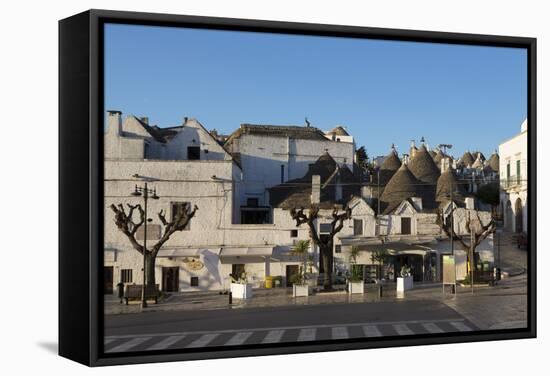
<box><xmin>401</xmin><ymin>217</ymin><xmax>412</xmax><ymax>235</ymax></box>
<box><xmin>171</xmin><ymin>202</ymin><xmax>191</xmax><ymax>230</ymax></box>
<box><xmin>320</xmin><ymin>223</ymin><xmax>332</xmax><ymax>233</ymax></box>
<box><xmin>353</xmin><ymin>219</ymin><xmax>363</xmax><ymax>236</ymax></box>
<box><xmin>121</xmin><ymin>269</ymin><xmax>133</xmax><ymax>283</ymax></box>
<box><xmin>241</xmin><ymin>208</ymin><xmax>270</xmax><ymax>224</ymax></box>
<box><xmin>516</xmin><ymin>160</ymin><xmax>521</xmax><ymax>184</ymax></box>
<box><xmin>506</xmin><ymin>162</ymin><xmax>511</xmax><ymax>179</ymax></box>
<box><xmin>247</xmin><ymin>197</ymin><xmax>259</xmax><ymax>207</ymax></box>
<box><xmin>290</xmin><ymin>229</ymin><xmax>298</xmax><ymax>238</ymax></box>
<box><xmin>280</xmin><ymin>165</ymin><xmax>285</xmax><ymax>183</ymax></box>
<box><xmin>190</xmin><ymin>276</ymin><xmax>199</xmax><ymax>287</ymax></box>
<box><xmin>187</xmin><ymin>146</ymin><xmax>200</xmax><ymax>160</ymax></box>
<box><xmin>335</xmin><ymin>245</ymin><xmax>342</xmax><ymax>253</ymax></box>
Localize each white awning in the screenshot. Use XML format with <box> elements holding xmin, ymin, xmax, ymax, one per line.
<box><xmin>157</xmin><ymin>248</ymin><xmax>221</xmax><ymax>257</ymax></box>
<box><xmin>220</xmin><ymin>246</ymin><xmax>274</xmax><ymax>257</ymax></box>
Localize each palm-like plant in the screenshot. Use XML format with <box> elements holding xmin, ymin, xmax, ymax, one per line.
<box><xmin>349</xmin><ymin>246</ymin><xmax>363</xmax><ymax>282</ymax></box>
<box><xmin>291</xmin><ymin>239</ymin><xmax>310</xmax><ymax>285</ymax></box>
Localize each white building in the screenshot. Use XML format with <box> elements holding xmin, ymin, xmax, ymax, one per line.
<box><xmin>499</xmin><ymin>119</ymin><xmax>528</xmax><ymax>233</ymax></box>
<box><xmin>103</xmin><ymin>111</ymin><xmax>494</xmax><ymax>295</ymax></box>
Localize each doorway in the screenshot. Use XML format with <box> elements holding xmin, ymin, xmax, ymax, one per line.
<box><xmin>162</xmin><ymin>266</ymin><xmax>179</xmax><ymax>292</ymax></box>
<box><xmin>286</xmin><ymin>265</ymin><xmax>299</xmax><ymax>286</ymax></box>
<box><xmin>515</xmin><ymin>198</ymin><xmax>523</xmax><ymax>233</ymax></box>
<box><xmin>104</xmin><ymin>266</ymin><xmax>113</xmax><ymax>294</ymax></box>
<box><xmin>393</xmin><ymin>254</ymin><xmax>423</xmax><ymax>282</ymax></box>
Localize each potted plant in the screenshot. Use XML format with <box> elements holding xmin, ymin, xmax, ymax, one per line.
<box><xmin>348</xmin><ymin>246</ymin><xmax>364</xmax><ymax>294</ymax></box>
<box><xmin>396</xmin><ymin>265</ymin><xmax>413</xmax><ymax>292</ymax></box>
<box><xmin>230</xmin><ymin>271</ymin><xmax>253</xmax><ymax>299</ymax></box>
<box><xmin>291</xmin><ymin>239</ymin><xmax>311</xmax><ymax>297</ymax></box>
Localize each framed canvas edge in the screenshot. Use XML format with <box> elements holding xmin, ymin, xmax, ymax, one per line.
<box><xmin>58</xmin><ymin>8</ymin><xmax>537</xmax><ymax>367</ymax></box>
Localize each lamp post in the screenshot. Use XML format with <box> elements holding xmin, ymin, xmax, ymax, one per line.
<box><xmin>131</xmin><ymin>181</ymin><xmax>159</xmax><ymax>309</ymax></box>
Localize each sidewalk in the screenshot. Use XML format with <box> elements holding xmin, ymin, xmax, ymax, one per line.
<box><xmin>105</xmin><ymin>275</ymin><xmax>528</xmax><ymax>331</ymax></box>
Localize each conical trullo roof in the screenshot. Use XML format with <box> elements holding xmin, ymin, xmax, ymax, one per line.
<box><xmin>379</xmin><ymin>163</ymin><xmax>421</xmax><ymax>213</ymax></box>
<box><xmin>459</xmin><ymin>151</ymin><xmax>475</xmax><ymax>168</ymax></box>
<box><xmin>436</xmin><ymin>168</ymin><xmax>465</xmax><ymax>202</ymax></box>
<box><xmin>472</xmin><ymin>156</ymin><xmax>484</xmax><ymax>169</ymax></box>
<box><xmin>429</xmin><ymin>150</ymin><xmax>437</xmax><ymax>159</ymax></box>
<box><xmin>485</xmin><ymin>152</ymin><xmax>500</xmax><ymax>172</ymax></box>
<box><xmin>374</xmin><ymin>148</ymin><xmax>402</xmax><ymax>186</ymax></box>
<box><xmin>408</xmin><ymin>145</ymin><xmax>441</xmax><ymax>185</ymax></box>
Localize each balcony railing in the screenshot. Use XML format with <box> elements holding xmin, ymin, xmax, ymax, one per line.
<box><xmin>500</xmin><ymin>175</ymin><xmax>526</xmax><ymax>190</ymax></box>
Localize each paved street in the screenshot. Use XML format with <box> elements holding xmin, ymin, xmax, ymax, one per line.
<box><xmin>104</xmin><ymin>299</ymin><xmax>477</xmax><ymax>353</ymax></box>
<box><xmin>104</xmin><ymin>229</ymin><xmax>529</xmax><ymax>353</ymax></box>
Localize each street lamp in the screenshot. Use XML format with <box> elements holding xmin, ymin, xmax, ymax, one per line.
<box><xmin>131</xmin><ymin>181</ymin><xmax>159</xmax><ymax>309</ymax></box>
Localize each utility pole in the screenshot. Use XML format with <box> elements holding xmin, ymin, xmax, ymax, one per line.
<box><xmin>131</xmin><ymin>181</ymin><xmax>159</xmax><ymax>309</ymax></box>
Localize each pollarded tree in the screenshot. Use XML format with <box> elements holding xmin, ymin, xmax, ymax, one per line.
<box><xmin>290</xmin><ymin>205</ymin><xmax>352</xmax><ymax>290</ymax></box>
<box><xmin>110</xmin><ymin>202</ymin><xmax>198</xmax><ymax>289</ymax></box>
<box><xmin>437</xmin><ymin>206</ymin><xmax>495</xmax><ymax>275</ymax></box>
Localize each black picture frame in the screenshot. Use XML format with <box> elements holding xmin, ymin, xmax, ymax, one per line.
<box><xmin>59</xmin><ymin>9</ymin><xmax>537</xmax><ymax>367</ymax></box>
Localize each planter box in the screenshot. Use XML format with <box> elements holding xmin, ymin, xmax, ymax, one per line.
<box><xmin>230</xmin><ymin>283</ymin><xmax>253</xmax><ymax>299</ymax></box>
<box><xmin>293</xmin><ymin>284</ymin><xmax>310</xmax><ymax>297</ymax></box>
<box><xmin>397</xmin><ymin>276</ymin><xmax>413</xmax><ymax>292</ymax></box>
<box><xmin>348</xmin><ymin>281</ymin><xmax>365</xmax><ymax>294</ymax></box>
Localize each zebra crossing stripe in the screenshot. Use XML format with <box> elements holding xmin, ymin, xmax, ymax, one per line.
<box><xmin>393</xmin><ymin>324</ymin><xmax>414</xmax><ymax>336</ymax></box>
<box><xmin>332</xmin><ymin>327</ymin><xmax>349</xmax><ymax>339</ymax></box>
<box><xmin>108</xmin><ymin>337</ymin><xmax>151</xmax><ymax>352</ymax></box>
<box><xmin>146</xmin><ymin>335</ymin><xmax>186</xmax><ymax>351</ymax></box>
<box><xmin>262</xmin><ymin>330</ymin><xmax>285</xmax><ymax>344</ymax></box>
<box><xmin>185</xmin><ymin>333</ymin><xmax>219</xmax><ymax>348</ymax></box>
<box><xmin>225</xmin><ymin>332</ymin><xmax>253</xmax><ymax>346</ymax></box>
<box><xmin>450</xmin><ymin>321</ymin><xmax>473</xmax><ymax>332</ymax></box>
<box><xmin>422</xmin><ymin>322</ymin><xmax>444</xmax><ymax>334</ymax></box>
<box><xmin>362</xmin><ymin>325</ymin><xmax>382</xmax><ymax>337</ymax></box>
<box><xmin>297</xmin><ymin>328</ymin><xmax>316</xmax><ymax>341</ymax></box>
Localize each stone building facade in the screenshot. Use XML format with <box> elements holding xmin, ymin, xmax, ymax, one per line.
<box><xmin>499</xmin><ymin>119</ymin><xmax>528</xmax><ymax>233</ymax></box>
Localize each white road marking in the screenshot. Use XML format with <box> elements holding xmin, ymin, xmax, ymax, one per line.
<box><xmin>185</xmin><ymin>333</ymin><xmax>219</xmax><ymax>348</ymax></box>
<box><xmin>450</xmin><ymin>321</ymin><xmax>473</xmax><ymax>332</ymax></box>
<box><xmin>362</xmin><ymin>325</ymin><xmax>382</xmax><ymax>337</ymax></box>
<box><xmin>225</xmin><ymin>332</ymin><xmax>253</xmax><ymax>346</ymax></box>
<box><xmin>393</xmin><ymin>324</ymin><xmax>414</xmax><ymax>336</ymax></box>
<box><xmin>107</xmin><ymin>337</ymin><xmax>151</xmax><ymax>352</ymax></box>
<box><xmin>104</xmin><ymin>319</ymin><xmax>469</xmax><ymax>340</ymax></box>
<box><xmin>297</xmin><ymin>328</ymin><xmax>316</xmax><ymax>341</ymax></box>
<box><xmin>332</xmin><ymin>326</ymin><xmax>349</xmax><ymax>339</ymax></box>
<box><xmin>262</xmin><ymin>330</ymin><xmax>285</xmax><ymax>344</ymax></box>
<box><xmin>422</xmin><ymin>322</ymin><xmax>444</xmax><ymax>334</ymax></box>
<box><xmin>104</xmin><ymin>338</ymin><xmax>116</xmax><ymax>345</ymax></box>
<box><xmin>146</xmin><ymin>335</ymin><xmax>186</xmax><ymax>351</ymax></box>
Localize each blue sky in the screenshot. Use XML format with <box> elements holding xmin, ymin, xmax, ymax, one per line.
<box><xmin>104</xmin><ymin>23</ymin><xmax>527</xmax><ymax>159</ymax></box>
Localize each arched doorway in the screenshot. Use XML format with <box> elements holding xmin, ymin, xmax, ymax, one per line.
<box><xmin>505</xmin><ymin>200</ymin><xmax>513</xmax><ymax>232</ymax></box>
<box><xmin>515</xmin><ymin>198</ymin><xmax>523</xmax><ymax>233</ymax></box>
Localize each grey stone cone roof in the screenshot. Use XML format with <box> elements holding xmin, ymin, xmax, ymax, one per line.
<box><xmin>485</xmin><ymin>152</ymin><xmax>500</xmax><ymax>172</ymax></box>
<box><xmin>459</xmin><ymin>151</ymin><xmax>475</xmax><ymax>167</ymax></box>
<box><xmin>373</xmin><ymin>149</ymin><xmax>402</xmax><ymax>187</ymax></box>
<box><xmin>408</xmin><ymin>145</ymin><xmax>441</xmax><ymax>185</ymax></box>
<box><xmin>436</xmin><ymin>168</ymin><xmax>466</xmax><ymax>202</ymax></box>
<box><xmin>269</xmin><ymin>152</ymin><xmax>360</xmax><ymax>209</ymax></box>
<box><xmin>379</xmin><ymin>163</ymin><xmax>421</xmax><ymax>214</ymax></box>
<box><xmin>429</xmin><ymin>150</ymin><xmax>437</xmax><ymax>159</ymax></box>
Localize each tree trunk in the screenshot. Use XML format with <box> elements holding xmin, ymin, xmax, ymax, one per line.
<box><xmin>146</xmin><ymin>253</ymin><xmax>156</xmax><ymax>290</ymax></box>
<box><xmin>320</xmin><ymin>244</ymin><xmax>333</xmax><ymax>290</ymax></box>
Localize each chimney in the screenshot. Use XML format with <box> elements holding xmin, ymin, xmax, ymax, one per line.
<box><xmin>107</xmin><ymin>110</ymin><xmax>122</xmax><ymax>136</ymax></box>
<box><xmin>183</xmin><ymin>117</ymin><xmax>188</xmax><ymax>124</ymax></box>
<box><xmin>361</xmin><ymin>186</ymin><xmax>375</xmax><ymax>206</ymax></box>
<box><xmin>465</xmin><ymin>197</ymin><xmax>475</xmax><ymax>210</ymax></box>
<box><xmin>441</xmin><ymin>157</ymin><xmax>450</xmax><ymax>173</ymax></box>
<box><xmin>311</xmin><ymin>175</ymin><xmax>321</xmax><ymax>204</ymax></box>
<box><xmin>140</xmin><ymin>117</ymin><xmax>149</xmax><ymax>125</ymax></box>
